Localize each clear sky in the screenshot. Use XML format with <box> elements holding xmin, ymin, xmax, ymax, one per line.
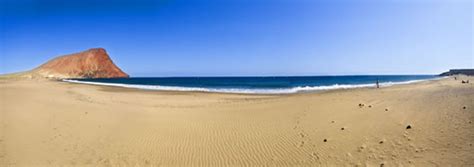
<box><xmin>1</xmin><ymin>0</ymin><xmax>472</xmax><ymax>76</ymax></box>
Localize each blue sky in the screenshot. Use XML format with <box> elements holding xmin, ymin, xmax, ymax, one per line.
<box><xmin>1</xmin><ymin>0</ymin><xmax>472</xmax><ymax>76</ymax></box>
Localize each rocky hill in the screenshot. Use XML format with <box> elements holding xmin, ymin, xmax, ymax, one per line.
<box><xmin>13</xmin><ymin>48</ymin><xmax>129</xmax><ymax>79</ymax></box>
<box><xmin>440</xmin><ymin>69</ymin><xmax>474</xmax><ymax>76</ymax></box>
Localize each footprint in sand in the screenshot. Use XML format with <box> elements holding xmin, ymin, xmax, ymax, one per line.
<box><xmin>311</xmin><ymin>152</ymin><xmax>320</xmax><ymax>160</ymax></box>
<box><xmin>359</xmin><ymin>144</ymin><xmax>366</xmax><ymax>151</ymax></box>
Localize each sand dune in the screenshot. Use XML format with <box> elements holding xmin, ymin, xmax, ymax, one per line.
<box><xmin>0</xmin><ymin>76</ymin><xmax>473</xmax><ymax>166</ymax></box>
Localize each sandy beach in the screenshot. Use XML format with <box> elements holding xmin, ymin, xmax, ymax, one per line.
<box><xmin>0</xmin><ymin>76</ymin><xmax>473</xmax><ymax>166</ymax></box>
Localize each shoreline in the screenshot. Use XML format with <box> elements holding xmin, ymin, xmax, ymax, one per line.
<box><xmin>61</xmin><ymin>76</ymin><xmax>444</xmax><ymax>95</ymax></box>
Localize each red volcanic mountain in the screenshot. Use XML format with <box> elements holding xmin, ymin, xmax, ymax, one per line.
<box><xmin>30</xmin><ymin>48</ymin><xmax>129</xmax><ymax>79</ymax></box>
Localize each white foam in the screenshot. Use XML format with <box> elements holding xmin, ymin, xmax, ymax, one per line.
<box><xmin>63</xmin><ymin>77</ymin><xmax>440</xmax><ymax>94</ymax></box>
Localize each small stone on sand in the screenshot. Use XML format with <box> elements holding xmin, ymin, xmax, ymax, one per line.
<box><xmin>406</xmin><ymin>125</ymin><xmax>412</xmax><ymax>129</ymax></box>
<box><xmin>341</xmin><ymin>127</ymin><xmax>345</xmax><ymax>130</ymax></box>
<box><xmin>385</xmin><ymin>108</ymin><xmax>388</xmax><ymax>111</ymax></box>
<box><xmin>323</xmin><ymin>139</ymin><xmax>327</xmax><ymax>142</ymax></box>
<box><xmin>463</xmin><ymin>106</ymin><xmax>466</xmax><ymax>109</ymax></box>
<box><xmin>368</xmin><ymin>105</ymin><xmax>372</xmax><ymax>108</ymax></box>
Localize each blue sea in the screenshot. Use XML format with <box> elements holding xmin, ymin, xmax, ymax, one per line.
<box><xmin>64</xmin><ymin>75</ymin><xmax>439</xmax><ymax>94</ymax></box>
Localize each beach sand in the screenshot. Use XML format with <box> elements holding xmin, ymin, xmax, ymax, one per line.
<box><xmin>0</xmin><ymin>76</ymin><xmax>473</xmax><ymax>166</ymax></box>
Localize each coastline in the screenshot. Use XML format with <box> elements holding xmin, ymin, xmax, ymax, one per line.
<box><xmin>61</xmin><ymin>76</ymin><xmax>443</xmax><ymax>95</ymax></box>
<box><xmin>1</xmin><ymin>76</ymin><xmax>473</xmax><ymax>166</ymax></box>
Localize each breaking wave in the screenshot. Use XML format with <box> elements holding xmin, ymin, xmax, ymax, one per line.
<box><xmin>63</xmin><ymin>78</ymin><xmax>439</xmax><ymax>94</ymax></box>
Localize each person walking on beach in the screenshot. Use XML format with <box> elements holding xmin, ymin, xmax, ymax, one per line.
<box><xmin>376</xmin><ymin>79</ymin><xmax>380</xmax><ymax>88</ymax></box>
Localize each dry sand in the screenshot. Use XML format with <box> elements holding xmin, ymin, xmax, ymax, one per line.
<box><xmin>0</xmin><ymin>76</ymin><xmax>473</xmax><ymax>166</ymax></box>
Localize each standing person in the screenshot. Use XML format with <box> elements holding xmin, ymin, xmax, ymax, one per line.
<box><xmin>376</xmin><ymin>78</ymin><xmax>380</xmax><ymax>88</ymax></box>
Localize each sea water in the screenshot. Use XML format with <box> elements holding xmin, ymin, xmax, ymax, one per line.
<box><xmin>64</xmin><ymin>75</ymin><xmax>439</xmax><ymax>94</ymax></box>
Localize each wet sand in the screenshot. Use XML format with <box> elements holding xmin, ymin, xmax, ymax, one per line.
<box><xmin>0</xmin><ymin>76</ymin><xmax>473</xmax><ymax>166</ymax></box>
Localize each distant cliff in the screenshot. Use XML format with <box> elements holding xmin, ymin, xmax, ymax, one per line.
<box><xmin>26</xmin><ymin>48</ymin><xmax>129</xmax><ymax>79</ymax></box>
<box><xmin>440</xmin><ymin>69</ymin><xmax>474</xmax><ymax>76</ymax></box>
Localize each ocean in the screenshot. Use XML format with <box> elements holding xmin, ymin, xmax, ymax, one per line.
<box><xmin>64</xmin><ymin>75</ymin><xmax>439</xmax><ymax>94</ymax></box>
